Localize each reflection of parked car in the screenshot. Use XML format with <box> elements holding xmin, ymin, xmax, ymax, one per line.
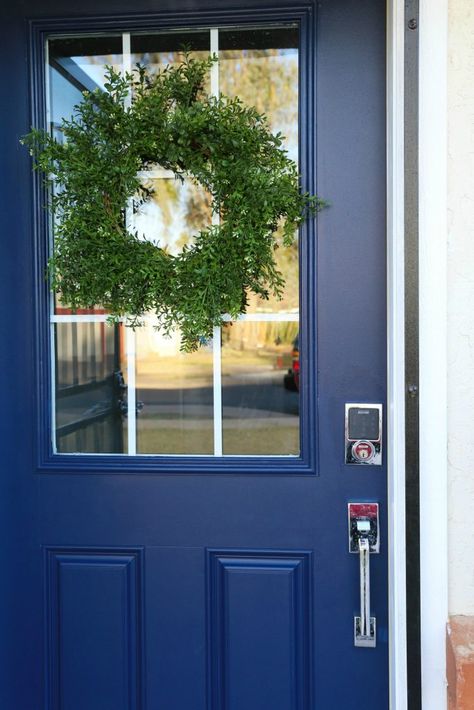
<box><xmin>283</xmin><ymin>334</ymin><xmax>299</xmax><ymax>391</ymax></box>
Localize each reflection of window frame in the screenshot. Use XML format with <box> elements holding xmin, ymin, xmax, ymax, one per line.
<box><xmin>32</xmin><ymin>7</ymin><xmax>317</xmax><ymax>473</ymax></box>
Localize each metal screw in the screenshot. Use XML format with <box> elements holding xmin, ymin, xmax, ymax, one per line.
<box><xmin>408</xmin><ymin>18</ymin><xmax>418</xmax><ymax>30</ymax></box>
<box><xmin>407</xmin><ymin>383</ymin><xmax>418</xmax><ymax>398</ymax></box>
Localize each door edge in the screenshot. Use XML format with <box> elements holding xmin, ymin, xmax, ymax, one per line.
<box><xmin>387</xmin><ymin>0</ymin><xmax>409</xmax><ymax>708</ymax></box>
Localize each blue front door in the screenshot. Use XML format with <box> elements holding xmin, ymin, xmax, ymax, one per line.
<box><xmin>0</xmin><ymin>1</ymin><xmax>388</xmax><ymax>708</ymax></box>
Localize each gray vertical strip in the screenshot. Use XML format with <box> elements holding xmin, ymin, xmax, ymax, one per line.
<box><xmin>405</xmin><ymin>1</ymin><xmax>421</xmax><ymax>708</ymax></box>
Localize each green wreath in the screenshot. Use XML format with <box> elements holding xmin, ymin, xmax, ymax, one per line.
<box><xmin>23</xmin><ymin>52</ymin><xmax>323</xmax><ymax>351</ymax></box>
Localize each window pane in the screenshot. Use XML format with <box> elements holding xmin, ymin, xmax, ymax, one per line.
<box><xmin>49</xmin><ymin>36</ymin><xmax>123</xmax><ymax>140</ymax></box>
<box><xmin>48</xmin><ymin>27</ymin><xmax>303</xmax><ymax>460</ymax></box>
<box><xmin>135</xmin><ymin>320</ymin><xmax>214</xmax><ymax>454</ymax></box>
<box><xmin>221</xmin><ymin>321</ymin><xmax>300</xmax><ymax>455</ymax></box>
<box><xmin>49</xmin><ymin>36</ymin><xmax>123</xmax><ymax>315</ymax></box>
<box><xmin>132</xmin><ymin>177</ymin><xmax>212</xmax><ymax>252</ymax></box>
<box><xmin>55</xmin><ymin>322</ymin><xmax>126</xmax><ymax>453</ymax></box>
<box><xmin>131</xmin><ymin>176</ymin><xmax>214</xmax><ymax>454</ymax></box>
<box><xmin>219</xmin><ymin>26</ymin><xmax>299</xmax><ymax>314</ymax></box>
<box><xmin>131</xmin><ymin>31</ymin><xmax>211</xmax><ymax>97</ymax></box>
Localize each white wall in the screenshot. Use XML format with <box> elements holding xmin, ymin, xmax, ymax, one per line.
<box><xmin>447</xmin><ymin>0</ymin><xmax>474</xmax><ymax>615</ymax></box>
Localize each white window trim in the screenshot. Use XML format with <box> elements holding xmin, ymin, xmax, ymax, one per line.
<box><xmin>387</xmin><ymin>0</ymin><xmax>407</xmax><ymax>710</ymax></box>
<box><xmin>387</xmin><ymin>1</ymin><xmax>408</xmax><ymax>708</ymax></box>
<box><xmin>419</xmin><ymin>0</ymin><xmax>448</xmax><ymax>708</ymax></box>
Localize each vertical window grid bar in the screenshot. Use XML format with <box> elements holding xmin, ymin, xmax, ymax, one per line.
<box><xmin>122</xmin><ymin>32</ymin><xmax>132</xmax><ymax>98</ymax></box>
<box><xmin>210</xmin><ymin>28</ymin><xmax>219</xmax><ymax>98</ymax></box>
<box><xmin>46</xmin><ymin>39</ymin><xmax>58</xmax><ymax>453</ymax></box>
<box><xmin>122</xmin><ymin>32</ymin><xmax>137</xmax><ymax>456</ymax></box>
<box><xmin>51</xmin><ymin>322</ymin><xmax>58</xmax><ymax>453</ymax></box>
<box><xmin>210</xmin><ymin>28</ymin><xmax>223</xmax><ymax>456</ymax></box>
<box><xmin>212</xmin><ymin>326</ymin><xmax>223</xmax><ymax>456</ymax></box>
<box><xmin>126</xmin><ymin>326</ymin><xmax>137</xmax><ymax>455</ymax></box>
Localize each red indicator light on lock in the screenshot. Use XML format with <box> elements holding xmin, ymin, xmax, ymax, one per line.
<box><xmin>352</xmin><ymin>440</ymin><xmax>375</xmax><ymax>462</ymax></box>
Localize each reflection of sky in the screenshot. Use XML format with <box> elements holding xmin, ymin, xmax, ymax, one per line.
<box><xmin>49</xmin><ymin>56</ymin><xmax>121</xmax><ymax>128</ymax></box>
<box><xmin>68</xmin><ymin>55</ymin><xmax>121</xmax><ymax>89</ymax></box>
<box><xmin>50</xmin><ymin>67</ymin><xmax>82</xmax><ymax>127</ymax></box>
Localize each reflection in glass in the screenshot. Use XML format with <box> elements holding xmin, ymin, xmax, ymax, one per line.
<box><xmin>132</xmin><ymin>177</ymin><xmax>212</xmax><ymax>252</ymax></box>
<box><xmin>219</xmin><ymin>27</ymin><xmax>299</xmax><ymax>162</ymax></box>
<box><xmin>55</xmin><ymin>323</ymin><xmax>126</xmax><ymax>453</ymax></box>
<box><xmin>221</xmin><ymin>321</ymin><xmax>299</xmax><ymax>455</ymax></box>
<box><xmin>49</xmin><ymin>36</ymin><xmax>124</xmax><ymax>316</ymax></box>
<box><xmin>131</xmin><ymin>31</ymin><xmax>211</xmax><ymax>97</ymax></box>
<box><xmin>49</xmin><ymin>27</ymin><xmax>303</xmax><ymax>459</ymax></box>
<box><xmin>135</xmin><ymin>319</ymin><xmax>213</xmax><ymax>454</ymax></box>
<box><xmin>48</xmin><ymin>36</ymin><xmax>123</xmax><ymax>140</ymax></box>
<box><xmin>219</xmin><ymin>27</ymin><xmax>299</xmax><ymax>314</ymax></box>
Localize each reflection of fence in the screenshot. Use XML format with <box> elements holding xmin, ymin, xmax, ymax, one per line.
<box><xmin>222</xmin><ymin>320</ymin><xmax>298</xmax><ymax>351</ymax></box>
<box><xmin>55</xmin><ymin>322</ymin><xmax>125</xmax><ymax>453</ymax></box>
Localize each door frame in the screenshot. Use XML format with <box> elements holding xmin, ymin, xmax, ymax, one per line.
<box><xmin>389</xmin><ymin>1</ymin><xmax>449</xmax><ymax>707</ymax></box>
<box><xmin>24</xmin><ymin>0</ymin><xmax>412</xmax><ymax>705</ymax></box>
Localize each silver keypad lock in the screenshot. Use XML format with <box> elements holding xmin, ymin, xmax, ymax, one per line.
<box><xmin>345</xmin><ymin>403</ymin><xmax>382</xmax><ymax>465</ymax></box>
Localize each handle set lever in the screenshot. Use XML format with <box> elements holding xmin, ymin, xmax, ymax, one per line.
<box><xmin>348</xmin><ymin>503</ymin><xmax>379</xmax><ymax>648</ymax></box>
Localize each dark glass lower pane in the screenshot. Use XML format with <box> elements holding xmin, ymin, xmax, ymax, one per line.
<box><xmin>55</xmin><ymin>322</ymin><xmax>126</xmax><ymax>454</ymax></box>
<box><xmin>221</xmin><ymin>321</ymin><xmax>299</xmax><ymax>455</ymax></box>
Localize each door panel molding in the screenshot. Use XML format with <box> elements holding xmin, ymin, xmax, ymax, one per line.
<box><xmin>207</xmin><ymin>549</ymin><xmax>312</xmax><ymax>710</ymax></box>
<box><xmin>44</xmin><ymin>547</ymin><xmax>145</xmax><ymax>710</ymax></box>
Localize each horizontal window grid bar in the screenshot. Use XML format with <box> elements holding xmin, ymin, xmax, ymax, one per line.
<box><xmin>222</xmin><ymin>312</ymin><xmax>299</xmax><ymax>322</ymax></box>
<box><xmin>51</xmin><ymin>315</ymin><xmax>122</xmax><ymax>323</ymax></box>
<box><xmin>137</xmin><ymin>169</ymin><xmax>177</xmax><ymax>180</ymax></box>
<box><xmin>51</xmin><ymin>312</ymin><xmax>299</xmax><ymax>324</ymax></box>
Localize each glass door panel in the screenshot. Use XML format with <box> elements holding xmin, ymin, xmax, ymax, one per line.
<box><xmin>48</xmin><ymin>25</ymin><xmax>301</xmax><ymax>458</ymax></box>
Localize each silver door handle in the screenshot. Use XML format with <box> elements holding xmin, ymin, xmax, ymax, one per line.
<box><xmin>354</xmin><ymin>537</ymin><xmax>376</xmax><ymax>647</ymax></box>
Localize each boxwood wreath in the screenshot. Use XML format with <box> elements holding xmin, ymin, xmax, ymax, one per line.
<box><xmin>23</xmin><ymin>52</ymin><xmax>323</xmax><ymax>351</ymax></box>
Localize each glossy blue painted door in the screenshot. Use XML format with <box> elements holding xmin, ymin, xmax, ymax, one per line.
<box><xmin>0</xmin><ymin>1</ymin><xmax>388</xmax><ymax>709</ymax></box>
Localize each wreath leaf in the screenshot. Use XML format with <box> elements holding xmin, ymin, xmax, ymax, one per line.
<box><xmin>23</xmin><ymin>54</ymin><xmax>324</xmax><ymax>351</ymax></box>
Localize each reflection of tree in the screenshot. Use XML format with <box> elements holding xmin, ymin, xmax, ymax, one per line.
<box><xmin>184</xmin><ymin>187</ymin><xmax>212</xmax><ymax>235</ymax></box>
<box><xmin>131</xmin><ymin>50</ymin><xmax>211</xmax><ymax>93</ymax></box>
<box><xmin>135</xmin><ymin>179</ymin><xmax>212</xmax><ymax>253</ymax></box>
<box><xmin>219</xmin><ymin>47</ymin><xmax>299</xmax><ymax>313</ymax></box>
<box><xmin>220</xmin><ymin>49</ymin><xmax>298</xmax><ymax>162</ymax></box>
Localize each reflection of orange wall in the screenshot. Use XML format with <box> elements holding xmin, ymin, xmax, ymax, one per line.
<box><xmin>119</xmin><ymin>323</ymin><xmax>125</xmax><ymax>365</ymax></box>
